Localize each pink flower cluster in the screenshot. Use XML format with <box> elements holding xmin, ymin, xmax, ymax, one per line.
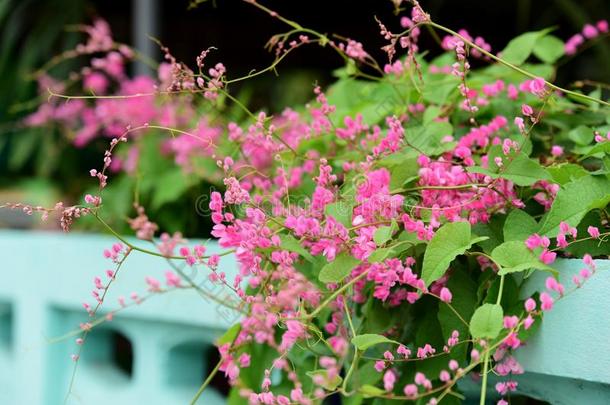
<box><xmin>565</xmin><ymin>20</ymin><xmax>608</xmax><ymax>55</ymax></box>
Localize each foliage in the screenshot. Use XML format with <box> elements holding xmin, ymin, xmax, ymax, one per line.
<box><xmin>3</xmin><ymin>1</ymin><xmax>610</xmax><ymax>404</ymax></box>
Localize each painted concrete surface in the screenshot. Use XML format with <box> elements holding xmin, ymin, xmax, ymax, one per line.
<box><xmin>0</xmin><ymin>230</ymin><xmax>238</xmax><ymax>405</ymax></box>
<box><xmin>1</xmin><ymin>230</ymin><xmax>608</xmax><ymax>404</ymax></box>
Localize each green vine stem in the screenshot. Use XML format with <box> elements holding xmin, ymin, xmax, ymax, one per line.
<box><xmin>425</xmin><ymin>21</ymin><xmax>610</xmax><ymax>107</ymax></box>
<box><xmin>190</xmin><ymin>357</ymin><xmax>223</xmax><ymax>404</ymax></box>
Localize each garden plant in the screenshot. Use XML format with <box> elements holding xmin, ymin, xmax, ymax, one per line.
<box><xmin>3</xmin><ymin>0</ymin><xmax>610</xmax><ymax>404</ymax></box>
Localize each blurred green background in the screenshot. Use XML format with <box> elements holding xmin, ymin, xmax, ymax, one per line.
<box><xmin>0</xmin><ymin>0</ymin><xmax>608</xmax><ymax>236</ymax></box>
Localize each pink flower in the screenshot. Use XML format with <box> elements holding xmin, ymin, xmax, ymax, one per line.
<box><xmin>145</xmin><ymin>276</ymin><xmax>161</xmax><ymax>292</ymax></box>
<box><xmin>164</xmin><ymin>271</ymin><xmax>181</xmax><ymax>287</ymax></box>
<box><xmin>521</xmin><ymin>104</ymin><xmax>533</xmax><ymax>116</ymax></box>
<box><xmin>397</xmin><ymin>345</ymin><xmax>411</xmax><ymax>358</ymax></box>
<box><xmin>524</xmin><ymin>298</ymin><xmax>536</xmax><ymax>312</ymax></box>
<box><xmin>587</xmin><ymin>226</ymin><xmax>600</xmax><ymax>238</ymax></box>
<box><xmin>551</xmin><ymin>145</ymin><xmax>563</xmax><ymax>157</ymax></box>
<box><xmin>540</xmin><ymin>292</ymin><xmax>554</xmax><ymax>311</ymax></box>
<box><xmin>529</xmin><ymin>77</ymin><xmax>546</xmax><ymax>97</ymax></box>
<box><xmin>503</xmin><ymin>315</ymin><xmax>519</xmax><ymax>329</ymax></box>
<box><xmin>83</xmin><ymin>72</ymin><xmax>109</xmax><ymax>94</ymax></box>
<box><xmin>239</xmin><ymin>353</ymin><xmax>251</xmax><ymax>367</ymax></box>
<box><xmin>208</xmin><ymin>254</ymin><xmax>220</xmax><ymax>267</ymax></box>
<box><xmin>514</xmin><ymin>117</ymin><xmax>525</xmax><ymax>132</ymax></box>
<box><xmin>503</xmin><ymin>332</ymin><xmax>521</xmax><ymax>349</ymax></box>
<box><xmin>556</xmin><ymin>233</ymin><xmax>568</xmax><ymax>248</ymax></box>
<box><xmin>414</xmin><ymin>372</ymin><xmax>431</xmax><ymax>389</ymax></box>
<box><xmin>417</xmin><ymin>344</ymin><xmax>436</xmax><ymax>359</ymax></box>
<box><xmin>524</xmin><ymin>315</ymin><xmax>535</xmax><ymax>330</ymax></box>
<box><xmin>507</xmin><ymin>84</ymin><xmax>519</xmax><ymax>100</ymax></box>
<box><xmin>545</xmin><ymin>276</ymin><xmax>564</xmax><ymax>295</ymax></box>
<box><xmin>525</xmin><ymin>234</ymin><xmax>543</xmax><ymax>250</ymax></box>
<box><xmin>539</xmin><ymin>249</ymin><xmax>557</xmax><ymax>265</ymax></box>
<box><xmin>582</xmin><ymin>24</ymin><xmax>598</xmax><ymax>39</ymax></box>
<box><xmin>583</xmin><ymin>253</ymin><xmax>595</xmax><ymax>270</ymax></box>
<box><xmin>572</xmin><ymin>275</ymin><xmax>581</xmax><ymax>287</ymax></box>
<box><xmin>439</xmin><ymin>287</ymin><xmax>453</xmax><ymax>303</ymax></box>
<box><xmin>403</xmin><ymin>384</ymin><xmax>418</xmax><ymax>397</ymax></box>
<box><xmin>384</xmin><ymin>370</ymin><xmax>396</xmax><ymax>391</ymax></box>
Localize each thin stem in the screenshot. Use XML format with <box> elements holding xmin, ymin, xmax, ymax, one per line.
<box><xmin>190</xmin><ymin>357</ymin><xmax>223</xmax><ymax>405</ymax></box>
<box><xmin>392</xmin><ymin>183</ymin><xmax>485</xmax><ymax>193</ymax></box>
<box><xmin>496</xmin><ymin>275</ymin><xmax>505</xmax><ymax>306</ymax></box>
<box><xmin>94</xmin><ymin>213</ymin><xmax>235</xmax><ymax>260</ymax></box>
<box><xmin>341</xmin><ymin>350</ymin><xmax>360</xmax><ymax>393</ymax></box>
<box><xmin>479</xmin><ymin>350</ymin><xmax>491</xmax><ymax>405</ymax></box>
<box><xmin>64</xmin><ymin>248</ymin><xmax>131</xmax><ymax>404</ymax></box>
<box><xmin>307</xmin><ymin>268</ymin><xmax>371</xmax><ymax>319</ymax></box>
<box><xmin>343</xmin><ymin>296</ymin><xmax>357</xmax><ymax>337</ymax></box>
<box><xmin>426</xmin><ymin>21</ymin><xmax>610</xmax><ymax>107</ymax></box>
<box><xmin>161</xmin><ymin>256</ymin><xmax>247</xmax><ymax>313</ymax></box>
<box><xmin>427</xmin><ymin>292</ymin><xmax>469</xmax><ymax>327</ymax></box>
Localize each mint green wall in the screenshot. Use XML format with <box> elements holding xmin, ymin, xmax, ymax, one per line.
<box><xmin>0</xmin><ymin>230</ymin><xmax>238</xmax><ymax>405</ymax></box>
<box><xmin>461</xmin><ymin>258</ymin><xmax>610</xmax><ymax>404</ymax></box>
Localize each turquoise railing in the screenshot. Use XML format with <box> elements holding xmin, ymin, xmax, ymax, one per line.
<box><xmin>0</xmin><ymin>230</ymin><xmax>238</xmax><ymax>405</ymax></box>
<box><xmin>0</xmin><ymin>229</ymin><xmax>608</xmax><ymax>404</ymax></box>
<box><xmin>462</xmin><ymin>258</ymin><xmax>610</xmax><ymax>404</ymax></box>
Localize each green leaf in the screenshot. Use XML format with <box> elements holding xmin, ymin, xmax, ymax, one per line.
<box><xmin>326</xmin><ymin>78</ymin><xmax>403</xmax><ymax>124</ymax></box>
<box><xmin>405</xmin><ymin>121</ymin><xmax>454</xmax><ymax>155</ymax></box>
<box><xmin>422</xmin><ymin>75</ymin><xmax>460</xmax><ymax>104</ymax></box>
<box><xmin>491</xmin><ymin>241</ymin><xmax>556</xmax><ymax>275</ymax></box>
<box><xmin>8</xmin><ymin>130</ymin><xmax>39</xmax><ymax>171</ymax></box>
<box><xmin>538</xmin><ymin>175</ymin><xmax>610</xmax><ymax>237</ymax></box>
<box><xmin>568</xmin><ymin>125</ymin><xmax>594</xmax><ymax>145</ymax></box>
<box><xmin>380</xmin><ymin>154</ymin><xmax>419</xmax><ymax>190</ymax></box>
<box><xmin>351</xmin><ymin>334</ymin><xmax>398</xmax><ymax>350</ymax></box>
<box><xmin>216</xmin><ymin>323</ymin><xmax>241</xmax><ymax>345</ymax></box>
<box><xmin>582</xmin><ymin>141</ymin><xmax>610</xmax><ymax>159</ymax></box>
<box><xmin>306</xmin><ymin>370</ymin><xmax>343</xmax><ymax>391</ymax></box>
<box><xmin>467</xmin><ymin>153</ymin><xmax>551</xmax><ymax>186</ymax></box>
<box><xmin>367</xmin><ymin>234</ymin><xmax>421</xmax><ymax>263</ymax></box>
<box><xmin>280</xmin><ymin>234</ymin><xmax>316</xmax><ymax>263</ymax></box>
<box><xmin>325</xmin><ymin>201</ymin><xmax>353</xmax><ymax>229</ymax></box>
<box><xmin>423</xmin><ymin>105</ymin><xmax>442</xmax><ymax>124</ymax></box>
<box><xmin>547</xmin><ymin>164</ymin><xmax>589</xmax><ymax>185</ymax></box>
<box><xmin>472</xmin><ymin>215</ymin><xmax>506</xmax><ymax>254</ymax></box>
<box><xmin>422</xmin><ymin>221</ymin><xmax>487</xmax><ymax>286</ymax></box>
<box><xmin>469</xmin><ymin>303</ymin><xmax>504</xmax><ymax>339</ymax></box>
<box><xmin>532</xmin><ymin>35</ymin><xmax>565</xmax><ymax>64</ymax></box>
<box><xmin>373</xmin><ymin>219</ymin><xmax>398</xmax><ymax>246</ymax></box>
<box><xmin>358</xmin><ymin>384</ymin><xmax>386</xmax><ymax>398</ymax></box>
<box><xmin>377</xmin><ymin>150</ymin><xmax>417</xmax><ymax>168</ymax></box>
<box><xmin>415</xmin><ymin>308</ymin><xmax>446</xmax><ymax>376</ymax></box>
<box><xmin>438</xmin><ymin>268</ymin><xmax>477</xmax><ymax>363</ymax></box>
<box><xmin>503</xmin><ymin>210</ymin><xmax>538</xmax><ymax>241</ymax></box>
<box><xmin>318</xmin><ymin>253</ymin><xmax>361</xmax><ymax>283</ymax></box>
<box><xmin>367</xmin><ymin>247</ymin><xmax>395</xmax><ymax>263</ymax></box>
<box><xmin>500</xmin><ymin>29</ymin><xmax>551</xmax><ymax>65</ymax></box>
<box><xmin>151</xmin><ymin>168</ymin><xmax>191</xmax><ymax>209</ymax></box>
<box><xmin>565</xmin><ymin>211</ymin><xmax>610</xmax><ymax>257</ymax></box>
